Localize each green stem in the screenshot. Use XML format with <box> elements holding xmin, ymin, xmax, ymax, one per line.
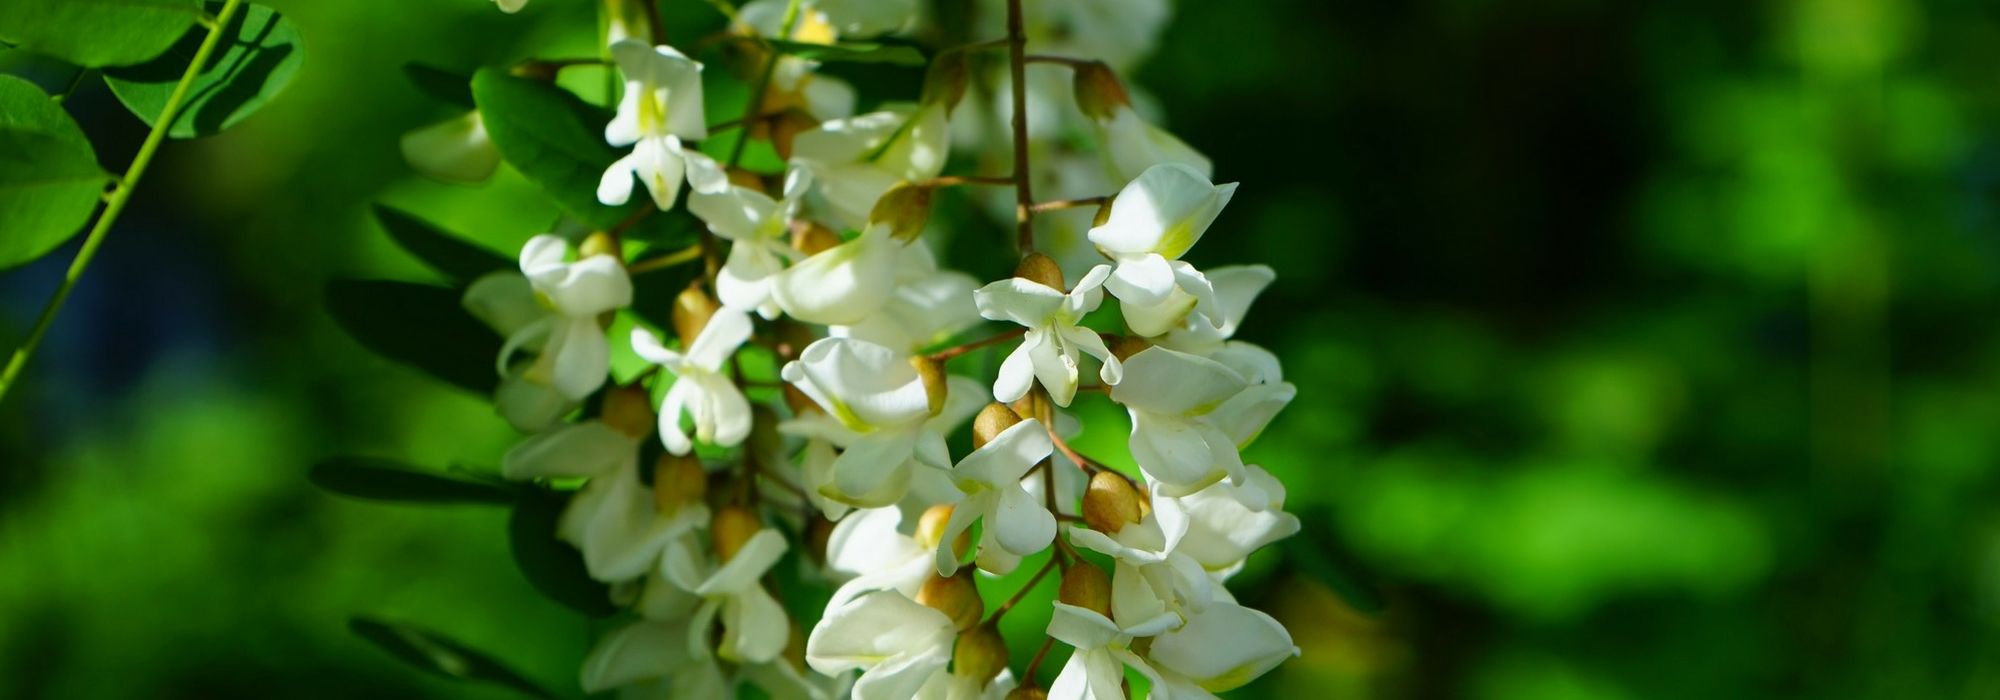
<box><xmin>0</xmin><ymin>0</ymin><xmax>248</xmax><ymax>404</ymax></box>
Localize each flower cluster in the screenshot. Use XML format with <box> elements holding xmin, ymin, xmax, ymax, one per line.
<box><xmin>438</xmin><ymin>0</ymin><xmax>1301</xmax><ymax>697</ymax></box>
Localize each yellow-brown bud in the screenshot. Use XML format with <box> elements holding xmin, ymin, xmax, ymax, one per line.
<box><xmin>972</xmin><ymin>402</ymin><xmax>1024</xmax><ymax>450</ymax></box>
<box><xmin>917</xmin><ymin>504</ymin><xmax>971</xmax><ymax>561</ymax></box>
<box><xmin>581</xmin><ymin>231</ymin><xmax>620</xmax><ymax>260</ymax></box>
<box><xmin>724</xmin><ymin>167</ymin><xmax>767</xmax><ymax>191</ymax></box>
<box><xmin>1071</xmin><ymin>61</ymin><xmax>1131</xmax><ymax>121</ymax></box>
<box><xmin>601</xmin><ymin>385</ymin><xmax>656</xmax><ymax>440</ymax></box>
<box><xmin>653</xmin><ymin>452</ymin><xmax>708</xmax><ymax>512</ymax></box>
<box><xmin>805</xmin><ymin>514</ymin><xmax>835</xmax><ymax>566</ymax></box>
<box><xmin>673</xmin><ymin>285</ymin><xmax>721</xmax><ymax>349</ymax></box>
<box><xmin>1014</xmin><ymin>252</ymin><xmax>1065</xmax><ymax>291</ymax></box>
<box><xmin>790</xmin><ymin>220</ymin><xmax>843</xmax><ymax>256</ymax></box>
<box><xmin>953</xmin><ymin>624</ymin><xmax>1009</xmax><ymax>685</ymax></box>
<box><xmin>916</xmin><ymin>571</ymin><xmax>984</xmax><ymax>631</ymax></box>
<box><xmin>921</xmin><ymin>50</ymin><xmax>970</xmax><ymax>112</ymax></box>
<box><xmin>712</xmin><ymin>506</ymin><xmax>762</xmax><ymax>563</ymax></box>
<box><xmin>1083</xmin><ymin>471</ymin><xmax>1144</xmax><ymax>534</ymax></box>
<box><xmin>771</xmin><ymin>108</ymin><xmax>820</xmax><ymax>161</ymax></box>
<box><xmin>910</xmin><ymin>355</ymin><xmax>947</xmax><ymax>416</ymax></box>
<box><xmin>870</xmin><ymin>182</ymin><xmax>934</xmax><ymax>243</ymax></box>
<box><xmin>1005</xmin><ymin>688</ymin><xmax>1049</xmax><ymax>700</ymax></box>
<box><xmin>1059</xmin><ymin>564</ymin><xmax>1113</xmax><ymax>618</ymax></box>
<box><xmin>1108</xmin><ymin>335</ymin><xmax>1151</xmax><ymax>363</ymax></box>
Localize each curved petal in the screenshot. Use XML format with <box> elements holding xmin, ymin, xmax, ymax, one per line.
<box><xmin>597</xmin><ymin>152</ymin><xmax>639</xmax><ymax>206</ymax></box>
<box><xmin>1104</xmin><ymin>253</ymin><xmax>1176</xmax><ymax>307</ymax></box>
<box><xmin>463</xmin><ymin>272</ymin><xmax>541</xmax><ymax>336</ymax></box>
<box><xmin>699</xmin><ymin>529</ymin><xmax>788</xmax><ymax>595</ymax></box>
<box><xmin>687</xmin><ymin>306</ymin><xmax>754</xmax><ymax>370</ymax></box>
<box><xmin>771</xmin><ymin>229</ymin><xmax>900</xmax><ymax>325</ymax></box>
<box><xmin>721</xmin><ymin>585</ymin><xmax>791</xmax><ymax>664</ymax></box>
<box><xmin>549</xmin><ymin>318</ymin><xmax>612</xmax><ymax>400</ymax></box>
<box><xmin>1109</xmin><ymin>347</ymin><xmax>1246</xmax><ymax>416</ymax></box>
<box><xmin>1146</xmin><ymin>602</ymin><xmax>1298</xmax><ymax>692</ymax></box>
<box><xmin>581</xmin><ymin>619</ymin><xmax>692</xmax><ymax>692</ymax></box>
<box><xmin>689</xmin><ymin>185</ymin><xmax>779</xmax><ymax>241</ymax></box>
<box><xmin>953</xmin><ymin>419</ymin><xmax>1051</xmax><ymax>487</ymax></box>
<box><xmin>501</xmin><ymin>420</ymin><xmax>632</xmax><ymax>479</ymax></box>
<box><xmin>992</xmin><ymin>339</ymin><xmax>1039</xmax><ymax>405</ymax></box>
<box><xmin>974</xmin><ymin>278</ymin><xmax>1065</xmax><ymax>327</ymax></box>
<box><xmin>990</xmin><ymin>485</ymin><xmax>1057</xmax><ymax>557</ymax></box>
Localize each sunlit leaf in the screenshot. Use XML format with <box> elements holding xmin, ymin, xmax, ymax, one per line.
<box><xmin>310</xmin><ymin>457</ymin><xmax>516</xmax><ymax>505</ymax></box>
<box><xmin>471</xmin><ymin>68</ymin><xmax>634</xmax><ymax>231</ymax></box>
<box><xmin>0</xmin><ymin>0</ymin><xmax>200</xmax><ymax>68</ymax></box>
<box><xmin>102</xmin><ymin>3</ymin><xmax>303</xmax><ymax>138</ymax></box>
<box><xmin>0</xmin><ymin>75</ymin><xmax>108</xmax><ymax>270</ymax></box>
<box><xmin>509</xmin><ymin>490</ymin><xmax>617</xmax><ymax>617</ymax></box>
<box><xmin>766</xmin><ymin>39</ymin><xmax>925</xmax><ymax>66</ymax></box>
<box><xmin>349</xmin><ymin>617</ymin><xmax>556</xmax><ymax>699</ymax></box>
<box><xmin>373</xmin><ymin>204</ymin><xmax>514</xmax><ymax>285</ymax></box>
<box><xmin>324</xmin><ymin>279</ymin><xmax>500</xmax><ymax>395</ymax></box>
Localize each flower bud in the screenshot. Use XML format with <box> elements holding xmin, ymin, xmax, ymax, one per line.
<box><xmin>916</xmin><ymin>571</ymin><xmax>984</xmax><ymax>630</ymax></box>
<box><xmin>712</xmin><ymin>506</ymin><xmax>761</xmax><ymax>563</ymax></box>
<box><xmin>673</xmin><ymin>285</ymin><xmax>721</xmax><ymax>349</ymax></box>
<box><xmin>1083</xmin><ymin>471</ymin><xmax>1144</xmax><ymax>534</ymax></box>
<box><xmin>1005</xmin><ymin>688</ymin><xmax>1049</xmax><ymax>700</ymax></box>
<box><xmin>1070</xmin><ymin>61</ymin><xmax>1131</xmax><ymax>121</ymax></box>
<box><xmin>1009</xmin><ymin>395</ymin><xmax>1041</xmax><ymax>423</ymax></box>
<box><xmin>1059</xmin><ymin>564</ymin><xmax>1113</xmax><ymax>618</ymax></box>
<box><xmin>771</xmin><ymin>108</ymin><xmax>820</xmax><ymax>161</ymax></box>
<box><xmin>1014</xmin><ymin>252</ymin><xmax>1065</xmax><ymax>291</ymax></box>
<box><xmin>1091</xmin><ymin>193</ymin><xmax>1116</xmax><ymax>228</ymax></box>
<box><xmin>1108</xmin><ymin>335</ymin><xmax>1150</xmax><ymax>362</ymax></box>
<box><xmin>972</xmin><ymin>402</ymin><xmax>1023</xmax><ymax>450</ymax></box>
<box><xmin>953</xmin><ymin>624</ymin><xmax>1009</xmax><ymax>685</ymax></box>
<box><xmin>653</xmin><ymin>452</ymin><xmax>707</xmax><ymax>512</ymax></box>
<box><xmin>917</xmin><ymin>504</ymin><xmax>972</xmax><ymax>560</ymax></box>
<box><xmin>910</xmin><ymin>355</ymin><xmax>948</xmax><ymax>416</ymax></box>
<box><xmin>581</xmin><ymin>232</ymin><xmax>620</xmax><ymax>260</ymax></box>
<box><xmin>790</xmin><ymin>220</ymin><xmax>843</xmax><ymax>256</ymax></box>
<box><xmin>725</xmin><ymin>167</ymin><xmax>767</xmax><ymax>191</ymax></box>
<box><xmin>805</xmin><ymin>514</ymin><xmax>835</xmax><ymax>566</ymax></box>
<box><xmin>870</xmin><ymin>183</ymin><xmax>934</xmax><ymax>243</ymax></box>
<box><xmin>921</xmin><ymin>50</ymin><xmax>970</xmax><ymax>113</ymax></box>
<box><xmin>601</xmin><ymin>385</ymin><xmax>655</xmax><ymax>440</ymax></box>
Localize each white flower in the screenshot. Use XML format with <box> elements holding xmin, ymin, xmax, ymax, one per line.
<box><xmin>792</xmin><ymin>106</ymin><xmax>950</xmax><ymax>228</ymax></box>
<box><xmin>689</xmin><ymin>168</ymin><xmax>812</xmax><ymax>319</ymax></box>
<box><xmin>492</xmin><ymin>0</ymin><xmax>527</xmax><ymax>13</ymax></box>
<box><xmin>1093</xmin><ymin>105</ymin><xmax>1210</xmax><ymax>185</ymax></box>
<box><xmin>629</xmin><ymin>308</ymin><xmax>754</xmax><ymax>455</ymax></box>
<box><xmin>780</xmin><ymin>338</ymin><xmax>985</xmax><ymax>507</ymax></box>
<box><xmin>1202</xmin><ymin>342</ymin><xmax>1295</xmax><ymax>458</ymax></box>
<box><xmin>771</xmin><ymin>224</ymin><xmax>903</xmax><ymax>325</ymax></box>
<box><xmin>581</xmin><ymin>616</ymin><xmax>725</xmax><ymax>697</ymax></box>
<box><xmin>1044</xmin><ymin>600</ymin><xmax>1179</xmax><ymax>700</ymax></box>
<box><xmin>1154</xmin><ymin>264</ymin><xmax>1274</xmax><ymax>355</ymax></box>
<box><xmin>465</xmin><ymin>235</ymin><xmax>632</xmax><ymax>429</ymax></box>
<box><xmin>833</xmin><ymin>242</ymin><xmax>982</xmax><ymax>353</ymax></box>
<box><xmin>502</xmin><ymin>421</ymin><xmax>705</xmax><ymax>582</ymax></box>
<box><xmin>1086</xmin><ymin>164</ymin><xmax>1237</xmax><ymax>336</ymax></box>
<box><xmin>662</xmin><ymin>528</ymin><xmax>792</xmax><ymax>664</ymax></box>
<box><xmin>932</xmin><ymin>418</ymin><xmax>1056</xmax><ymax>576</ymax></box>
<box><xmin>811</xmin><ymin>0</ymin><xmax>918</xmax><ymax>37</ymax></box>
<box><xmin>806</xmin><ymin>590</ymin><xmax>957</xmax><ymax>700</ymax></box>
<box><xmin>400</xmin><ymin>111</ymin><xmax>500</xmax><ymax>184</ymax></box>
<box><xmin>824</xmin><ymin>506</ymin><xmax>934</xmax><ymax>608</ymax></box>
<box><xmin>975</xmin><ymin>264</ymin><xmax>1121</xmax><ymax>407</ymax></box>
<box><xmin>1174</xmin><ymin>464</ymin><xmax>1300</xmax><ymax>574</ymax></box>
<box><xmin>598</xmin><ymin>41</ymin><xmax>728</xmax><ymax>210</ymax></box>
<box><xmin>1067</xmin><ymin>491</ymin><xmax>1213</xmax><ymax>623</ymax></box>
<box><xmin>1109</xmin><ymin>346</ymin><xmax>1250</xmax><ymax>496</ymax></box>
<box><xmin>1136</xmin><ymin>601</ymin><xmax>1299</xmax><ymax>697</ymax></box>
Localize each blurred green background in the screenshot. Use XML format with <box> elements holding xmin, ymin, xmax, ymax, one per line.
<box><xmin>6</xmin><ymin>0</ymin><xmax>2000</xmax><ymax>697</ymax></box>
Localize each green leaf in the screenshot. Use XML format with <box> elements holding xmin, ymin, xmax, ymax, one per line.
<box><xmin>767</xmin><ymin>39</ymin><xmax>926</xmax><ymax>65</ymax></box>
<box><xmin>310</xmin><ymin>457</ymin><xmax>516</xmax><ymax>505</ymax></box>
<box><xmin>0</xmin><ymin>0</ymin><xmax>200</xmax><ymax>68</ymax></box>
<box><xmin>0</xmin><ymin>75</ymin><xmax>108</xmax><ymax>270</ymax></box>
<box><xmin>324</xmin><ymin>279</ymin><xmax>500</xmax><ymax>395</ymax></box>
<box><xmin>349</xmin><ymin>617</ymin><xmax>556</xmax><ymax>699</ymax></box>
<box><xmin>373</xmin><ymin>205</ymin><xmax>513</xmax><ymax>285</ymax></box>
<box><xmin>101</xmin><ymin>3</ymin><xmax>303</xmax><ymax>139</ymax></box>
<box><xmin>404</xmin><ymin>63</ymin><xmax>475</xmax><ymax>110</ymax></box>
<box><xmin>471</xmin><ymin>68</ymin><xmax>636</xmax><ymax>231</ymax></box>
<box><xmin>509</xmin><ymin>490</ymin><xmax>616</xmax><ymax>617</ymax></box>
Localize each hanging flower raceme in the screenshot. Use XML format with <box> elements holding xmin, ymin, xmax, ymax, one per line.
<box><xmin>465</xmin><ymin>233</ymin><xmax>631</xmax><ymax>432</ymax></box>
<box><xmin>599</xmin><ymin>40</ymin><xmax>729</xmax><ymax>211</ymax></box>
<box><xmin>356</xmin><ymin>1</ymin><xmax>1312</xmax><ymax>697</ymax></box>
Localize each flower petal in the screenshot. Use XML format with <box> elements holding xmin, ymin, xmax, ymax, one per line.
<box><xmin>501</xmin><ymin>420</ymin><xmax>632</xmax><ymax>479</ymax></box>
<box><xmin>990</xmin><ymin>484</ymin><xmax>1057</xmax><ymax>557</ymax></box>
<box><xmin>720</xmin><ymin>585</ymin><xmax>791</xmax><ymax>664</ymax></box>
<box><xmin>1146</xmin><ymin>602</ymin><xmax>1298</xmax><ymax>692</ymax></box>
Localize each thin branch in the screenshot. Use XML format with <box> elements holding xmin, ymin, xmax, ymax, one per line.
<box><xmin>1005</xmin><ymin>0</ymin><xmax>1035</xmax><ymax>253</ymax></box>
<box><xmin>1023</xmin><ymin>55</ymin><xmax>1096</xmax><ymax>69</ymax></box>
<box><xmin>1024</xmin><ymin>635</ymin><xmax>1058</xmax><ymax>684</ymax></box>
<box><xmin>987</xmin><ymin>556</ymin><xmax>1060</xmax><ymax>623</ymax></box>
<box><xmin>920</xmin><ymin>174</ymin><xmax>1016</xmax><ymax>188</ymax></box>
<box><xmin>626</xmin><ymin>244</ymin><xmax>704</xmax><ymax>274</ymax></box>
<box><xmin>927</xmin><ymin>328</ymin><xmax>1026</xmax><ymax>362</ymax></box>
<box><xmin>1029</xmin><ymin>196</ymin><xmax>1108</xmax><ymax>214</ymax></box>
